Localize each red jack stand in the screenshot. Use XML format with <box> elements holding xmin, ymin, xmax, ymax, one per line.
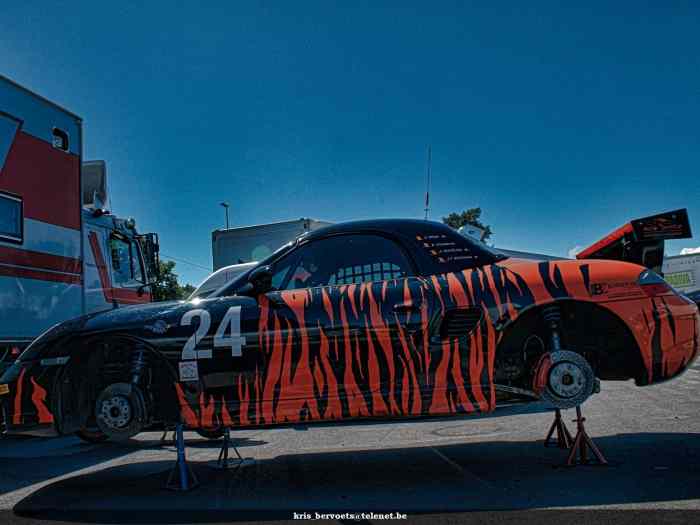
<box><xmin>544</xmin><ymin>409</ymin><xmax>573</xmax><ymax>449</ymax></box>
<box><xmin>565</xmin><ymin>406</ymin><xmax>608</xmax><ymax>467</ymax></box>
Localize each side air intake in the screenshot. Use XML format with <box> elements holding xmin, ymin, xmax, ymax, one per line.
<box><xmin>440</xmin><ymin>307</ymin><xmax>483</xmax><ymax>339</ymax></box>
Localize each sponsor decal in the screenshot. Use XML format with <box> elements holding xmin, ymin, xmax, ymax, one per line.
<box><xmin>178</xmin><ymin>361</ymin><xmax>199</xmax><ymax>382</ymax></box>
<box><xmin>39</xmin><ymin>356</ymin><xmax>70</xmax><ymax>366</ymax></box>
<box><xmin>144</xmin><ymin>319</ymin><xmax>170</xmax><ymax>334</ymax></box>
<box><xmin>589</xmin><ymin>281</ymin><xmax>640</xmax><ymax>299</ymax></box>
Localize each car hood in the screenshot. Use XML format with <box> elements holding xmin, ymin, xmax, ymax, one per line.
<box><xmin>82</xmin><ymin>296</ymin><xmax>246</xmax><ymax>332</ymax></box>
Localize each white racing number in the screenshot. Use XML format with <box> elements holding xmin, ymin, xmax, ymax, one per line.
<box><xmin>214</xmin><ymin>306</ymin><xmax>246</xmax><ymax>357</ymax></box>
<box><xmin>180</xmin><ymin>306</ymin><xmax>246</xmax><ymax>360</ymax></box>
<box><xmin>180</xmin><ymin>309</ymin><xmax>212</xmax><ymax>360</ymax></box>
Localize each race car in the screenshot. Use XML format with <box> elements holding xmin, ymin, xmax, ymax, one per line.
<box><xmin>1</xmin><ymin>215</ymin><xmax>698</xmax><ymax>442</ymax></box>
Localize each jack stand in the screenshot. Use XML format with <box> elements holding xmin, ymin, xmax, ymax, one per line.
<box><xmin>165</xmin><ymin>423</ymin><xmax>199</xmax><ymax>491</ymax></box>
<box><xmin>160</xmin><ymin>428</ymin><xmax>175</xmax><ymax>446</ymax></box>
<box><xmin>565</xmin><ymin>406</ymin><xmax>608</xmax><ymax>467</ymax></box>
<box><xmin>544</xmin><ymin>409</ymin><xmax>573</xmax><ymax>449</ymax></box>
<box><xmin>216</xmin><ymin>427</ymin><xmax>254</xmax><ymax>472</ymax></box>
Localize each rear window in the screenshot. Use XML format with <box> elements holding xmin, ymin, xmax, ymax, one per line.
<box><xmin>415</xmin><ymin>233</ymin><xmax>481</xmax><ymax>265</ymax></box>
<box><xmin>411</xmin><ymin>227</ymin><xmax>504</xmax><ymax>272</ymax></box>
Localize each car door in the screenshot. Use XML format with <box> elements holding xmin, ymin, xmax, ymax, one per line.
<box><xmin>172</xmin><ymin>294</ymin><xmax>265</xmax><ymax>429</ymax></box>
<box><xmin>258</xmin><ymin>233</ymin><xmax>432</xmax><ymax>424</ymax></box>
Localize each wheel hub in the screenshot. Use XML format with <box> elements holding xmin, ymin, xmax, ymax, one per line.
<box><xmin>99</xmin><ymin>395</ymin><xmax>132</xmax><ymax>430</ymax></box>
<box><xmin>538</xmin><ymin>350</ymin><xmax>598</xmax><ymax>409</ymax></box>
<box><xmin>548</xmin><ymin>361</ymin><xmax>586</xmax><ymax>398</ymax></box>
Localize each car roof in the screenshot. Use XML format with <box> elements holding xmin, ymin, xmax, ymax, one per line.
<box><xmin>301</xmin><ymin>218</ymin><xmax>455</xmax><ymax>242</ymax></box>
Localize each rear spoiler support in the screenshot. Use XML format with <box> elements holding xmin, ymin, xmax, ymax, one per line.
<box><xmin>576</xmin><ymin>209</ymin><xmax>692</xmax><ymax>274</ymax></box>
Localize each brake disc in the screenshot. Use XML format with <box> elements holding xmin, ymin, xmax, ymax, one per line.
<box><xmin>95</xmin><ymin>382</ymin><xmax>147</xmax><ymax>440</ymax></box>
<box><xmin>540</xmin><ymin>350</ymin><xmax>597</xmax><ymax>409</ymax></box>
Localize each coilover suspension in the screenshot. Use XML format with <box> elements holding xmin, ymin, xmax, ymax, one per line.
<box><xmin>541</xmin><ymin>304</ymin><xmax>563</xmax><ymax>352</ymax></box>
<box><xmin>130</xmin><ymin>346</ymin><xmax>149</xmax><ymax>385</ymax></box>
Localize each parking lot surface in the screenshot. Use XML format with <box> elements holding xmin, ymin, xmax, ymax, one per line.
<box><xmin>1</xmin><ymin>359</ymin><xmax>699</xmax><ymax>522</ymax></box>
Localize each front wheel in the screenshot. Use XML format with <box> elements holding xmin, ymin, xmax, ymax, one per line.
<box><xmin>94</xmin><ymin>382</ymin><xmax>148</xmax><ymax>441</ymax></box>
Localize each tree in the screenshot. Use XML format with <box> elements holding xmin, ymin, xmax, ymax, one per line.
<box><xmin>442</xmin><ymin>207</ymin><xmax>493</xmax><ymax>241</ymax></box>
<box><xmin>151</xmin><ymin>260</ymin><xmax>197</xmax><ymax>301</ymax></box>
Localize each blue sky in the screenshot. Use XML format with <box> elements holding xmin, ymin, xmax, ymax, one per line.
<box><xmin>2</xmin><ymin>2</ymin><xmax>699</xmax><ymax>286</ymax></box>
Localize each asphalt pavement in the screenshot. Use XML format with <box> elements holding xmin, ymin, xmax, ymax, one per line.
<box><xmin>1</xmin><ymin>359</ymin><xmax>699</xmax><ymax>523</ymax></box>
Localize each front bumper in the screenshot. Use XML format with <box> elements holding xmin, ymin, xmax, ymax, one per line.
<box><xmin>0</xmin><ymin>362</ymin><xmax>57</xmax><ymax>436</ymax></box>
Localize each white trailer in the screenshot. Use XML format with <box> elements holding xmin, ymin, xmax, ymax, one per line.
<box><xmin>0</xmin><ymin>76</ymin><xmax>159</xmax><ymax>363</ymax></box>
<box><xmin>212</xmin><ymin>218</ymin><xmax>331</xmax><ymax>271</ymax></box>
<box><xmin>663</xmin><ymin>253</ymin><xmax>700</xmax><ymax>295</ymax></box>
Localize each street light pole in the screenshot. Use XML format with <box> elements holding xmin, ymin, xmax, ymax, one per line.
<box><xmin>220</xmin><ymin>202</ymin><xmax>230</xmax><ymax>229</ymax></box>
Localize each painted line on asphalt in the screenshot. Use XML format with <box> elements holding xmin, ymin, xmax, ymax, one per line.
<box><xmin>429</xmin><ymin>446</ymin><xmax>496</xmax><ymax>489</ymax></box>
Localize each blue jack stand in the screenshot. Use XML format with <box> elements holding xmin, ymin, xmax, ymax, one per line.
<box><xmin>166</xmin><ymin>423</ymin><xmax>199</xmax><ymax>491</ymax></box>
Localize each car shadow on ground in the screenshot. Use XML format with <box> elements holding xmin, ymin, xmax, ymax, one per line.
<box><xmin>12</xmin><ymin>431</ymin><xmax>700</xmax><ymax>523</ymax></box>
<box><xmin>0</xmin><ymin>434</ymin><xmax>267</xmax><ymax>500</ymax></box>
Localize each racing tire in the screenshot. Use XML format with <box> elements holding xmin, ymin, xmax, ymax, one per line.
<box><xmin>540</xmin><ymin>350</ymin><xmax>597</xmax><ymax>410</ymax></box>
<box><xmin>75</xmin><ymin>427</ymin><xmax>109</xmax><ymax>444</ymax></box>
<box><xmin>195</xmin><ymin>427</ymin><xmax>225</xmax><ymax>440</ymax></box>
<box><xmin>95</xmin><ymin>382</ymin><xmax>148</xmax><ymax>441</ymax></box>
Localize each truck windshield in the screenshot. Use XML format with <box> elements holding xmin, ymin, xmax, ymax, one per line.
<box><xmin>110</xmin><ymin>236</ymin><xmax>145</xmax><ymax>284</ymax></box>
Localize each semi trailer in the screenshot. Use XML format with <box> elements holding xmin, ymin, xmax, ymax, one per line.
<box><xmin>0</xmin><ymin>75</ymin><xmax>159</xmax><ymax>368</ymax></box>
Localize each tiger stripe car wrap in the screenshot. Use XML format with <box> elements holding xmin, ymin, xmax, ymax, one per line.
<box><xmin>2</xmin><ymin>219</ymin><xmax>698</xmax><ymax>436</ymax></box>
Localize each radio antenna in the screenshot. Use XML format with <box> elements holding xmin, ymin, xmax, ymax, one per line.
<box><xmin>424</xmin><ymin>145</ymin><xmax>432</xmax><ymax>220</ymax></box>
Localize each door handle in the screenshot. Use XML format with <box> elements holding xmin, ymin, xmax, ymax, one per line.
<box><xmin>392</xmin><ymin>302</ymin><xmax>420</xmax><ymax>313</ymax></box>
<box><xmin>324</xmin><ymin>326</ymin><xmax>359</xmax><ymax>337</ymax></box>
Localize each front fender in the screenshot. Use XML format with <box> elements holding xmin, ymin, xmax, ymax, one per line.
<box><xmin>1</xmin><ymin>359</ymin><xmax>60</xmax><ymax>434</ymax></box>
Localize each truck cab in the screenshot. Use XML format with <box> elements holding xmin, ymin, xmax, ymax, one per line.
<box><xmin>82</xmin><ymin>161</ymin><xmax>159</xmax><ymax>312</ymax></box>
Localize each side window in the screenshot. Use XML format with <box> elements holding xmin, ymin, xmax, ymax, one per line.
<box><xmin>110</xmin><ymin>236</ymin><xmax>133</xmax><ymax>285</ymax></box>
<box><xmin>280</xmin><ymin>234</ymin><xmax>412</xmax><ymax>290</ymax></box>
<box><xmin>413</xmin><ymin>227</ymin><xmax>500</xmax><ymax>271</ymax></box>
<box><xmin>0</xmin><ymin>192</ymin><xmax>22</xmax><ymax>243</ymax></box>
<box><xmin>271</xmin><ymin>256</ymin><xmax>297</xmax><ymax>290</ymax></box>
<box><xmin>52</xmin><ymin>128</ymin><xmax>69</xmax><ymax>152</ymax></box>
<box><xmin>329</xmin><ymin>262</ymin><xmax>404</xmax><ymax>285</ymax></box>
<box><xmin>131</xmin><ymin>240</ymin><xmax>144</xmax><ymax>283</ymax></box>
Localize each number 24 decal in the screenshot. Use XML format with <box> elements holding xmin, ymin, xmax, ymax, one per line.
<box><xmin>180</xmin><ymin>306</ymin><xmax>246</xmax><ymax>360</ymax></box>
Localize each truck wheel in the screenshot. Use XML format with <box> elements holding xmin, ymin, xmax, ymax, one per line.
<box><xmin>95</xmin><ymin>382</ymin><xmax>148</xmax><ymax>441</ymax></box>
<box><xmin>75</xmin><ymin>427</ymin><xmax>109</xmax><ymax>444</ymax></box>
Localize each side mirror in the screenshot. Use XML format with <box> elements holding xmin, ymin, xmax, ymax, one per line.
<box><xmin>137</xmin><ymin>283</ymin><xmax>152</xmax><ymax>297</ymax></box>
<box><xmin>137</xmin><ymin>232</ymin><xmax>160</xmax><ymax>285</ymax></box>
<box><xmin>245</xmin><ymin>265</ymin><xmax>273</xmax><ymax>295</ymax></box>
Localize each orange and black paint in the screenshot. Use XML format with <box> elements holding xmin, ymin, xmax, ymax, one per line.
<box><xmin>3</xmin><ymin>219</ymin><xmax>699</xmax><ymax>434</ymax></box>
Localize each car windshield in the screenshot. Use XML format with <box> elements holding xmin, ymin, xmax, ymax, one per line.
<box><xmin>210</xmin><ymin>241</ymin><xmax>296</xmax><ymax>298</ymax></box>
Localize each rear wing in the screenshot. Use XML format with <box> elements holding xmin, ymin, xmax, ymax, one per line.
<box><xmin>576</xmin><ymin>209</ymin><xmax>692</xmax><ymax>274</ymax></box>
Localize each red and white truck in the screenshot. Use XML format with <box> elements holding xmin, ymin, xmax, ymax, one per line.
<box><xmin>0</xmin><ymin>75</ymin><xmax>159</xmax><ymax>365</ymax></box>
